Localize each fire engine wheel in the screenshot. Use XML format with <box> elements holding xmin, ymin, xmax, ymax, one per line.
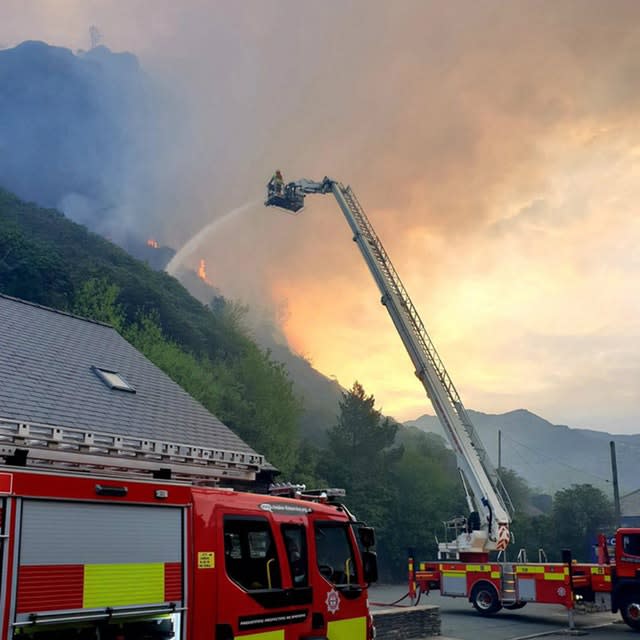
<box><xmin>620</xmin><ymin>591</ymin><xmax>640</xmax><ymax>631</ymax></box>
<box><xmin>504</xmin><ymin>601</ymin><xmax>527</xmax><ymax>610</ymax></box>
<box><xmin>471</xmin><ymin>582</ymin><xmax>502</xmax><ymax>615</ymax></box>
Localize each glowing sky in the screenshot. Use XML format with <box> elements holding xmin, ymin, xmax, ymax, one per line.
<box><xmin>2</xmin><ymin>1</ymin><xmax>640</xmax><ymax>432</ymax></box>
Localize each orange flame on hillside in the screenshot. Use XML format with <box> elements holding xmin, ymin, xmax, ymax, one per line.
<box><xmin>147</xmin><ymin>238</ymin><xmax>159</xmax><ymax>248</ymax></box>
<box><xmin>198</xmin><ymin>258</ymin><xmax>212</xmax><ymax>285</ymax></box>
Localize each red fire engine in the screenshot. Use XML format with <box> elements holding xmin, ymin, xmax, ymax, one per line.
<box><xmin>265</xmin><ymin>173</ymin><xmax>640</xmax><ymax>631</ymax></box>
<box><xmin>0</xmin><ymin>467</ymin><xmax>377</xmax><ymax>640</ymax></box>
<box><xmin>412</xmin><ymin>529</ymin><xmax>640</xmax><ymax>631</ymax></box>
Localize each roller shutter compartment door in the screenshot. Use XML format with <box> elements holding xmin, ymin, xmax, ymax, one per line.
<box><xmin>15</xmin><ymin>500</ymin><xmax>183</xmax><ymax>622</ymax></box>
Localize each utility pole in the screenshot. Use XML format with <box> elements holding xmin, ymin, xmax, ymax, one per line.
<box><xmin>498</xmin><ymin>429</ymin><xmax>502</xmax><ymax>471</ymax></box>
<box><xmin>610</xmin><ymin>440</ymin><xmax>621</xmax><ymax>529</ymax></box>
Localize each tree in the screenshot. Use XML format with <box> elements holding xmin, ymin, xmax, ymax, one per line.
<box><xmin>323</xmin><ymin>382</ymin><xmax>399</xmax><ymax>483</ymax></box>
<box><xmin>498</xmin><ymin>468</ymin><xmax>531</xmax><ymax>514</ymax></box>
<box><xmin>0</xmin><ymin>220</ymin><xmax>72</xmax><ymax>310</ymax></box>
<box><xmin>495</xmin><ymin>469</ymin><xmax>558</xmax><ymax>561</ymax></box>
<box><xmin>510</xmin><ymin>513</ymin><xmax>556</xmax><ymax>562</ymax></box>
<box><xmin>384</xmin><ymin>429</ymin><xmax>465</xmax><ymax>576</ymax></box>
<box><xmin>72</xmin><ymin>278</ymin><xmax>124</xmax><ymax>330</ymax></box>
<box><xmin>223</xmin><ymin>346</ymin><xmax>303</xmax><ymax>476</ymax></box>
<box><xmin>551</xmin><ymin>484</ymin><xmax>614</xmax><ymax>561</ymax></box>
<box><xmin>319</xmin><ymin>382</ymin><xmax>402</xmax><ymax>532</ymax></box>
<box><xmin>289</xmin><ymin>441</ymin><xmax>323</xmax><ymax>489</ymax></box>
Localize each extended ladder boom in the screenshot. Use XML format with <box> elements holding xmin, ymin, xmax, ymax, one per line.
<box><xmin>266</xmin><ymin>176</ymin><xmax>512</xmax><ymax>556</ymax></box>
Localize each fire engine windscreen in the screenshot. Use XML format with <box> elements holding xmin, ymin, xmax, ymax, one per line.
<box><xmin>314</xmin><ymin>522</ymin><xmax>358</xmax><ymax>586</ymax></box>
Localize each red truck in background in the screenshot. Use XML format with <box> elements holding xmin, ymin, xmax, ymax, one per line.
<box><xmin>410</xmin><ymin>529</ymin><xmax>640</xmax><ymax>631</ymax></box>
<box><xmin>0</xmin><ymin>469</ymin><xmax>377</xmax><ymax>640</ymax></box>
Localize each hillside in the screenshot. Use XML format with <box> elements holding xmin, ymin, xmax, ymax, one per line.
<box><xmin>171</xmin><ymin>266</ymin><xmax>344</xmax><ymax>444</ymax></box>
<box><xmin>0</xmin><ymin>189</ymin><xmax>240</xmax><ymax>358</ymax></box>
<box><xmin>407</xmin><ymin>409</ymin><xmax>640</xmax><ymax>494</ymax></box>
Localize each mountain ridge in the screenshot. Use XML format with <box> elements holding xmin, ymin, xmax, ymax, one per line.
<box><xmin>406</xmin><ymin>408</ymin><xmax>639</xmax><ymax>495</ymax></box>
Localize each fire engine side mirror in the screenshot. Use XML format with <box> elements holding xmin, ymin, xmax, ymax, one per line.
<box><xmin>358</xmin><ymin>526</ymin><xmax>375</xmax><ymax>549</ymax></box>
<box><xmin>362</xmin><ymin>550</ymin><xmax>378</xmax><ymax>584</ymax></box>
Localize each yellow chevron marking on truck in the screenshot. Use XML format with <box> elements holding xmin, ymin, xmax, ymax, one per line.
<box><xmin>239</xmin><ymin>631</ymin><xmax>284</xmax><ymax>640</ymax></box>
<box><xmin>514</xmin><ymin>566</ymin><xmax>568</xmax><ymax>580</ymax></box>
<box><xmin>84</xmin><ymin>563</ymin><xmax>164</xmax><ymax>608</ymax></box>
<box><xmin>515</xmin><ymin>566</ymin><xmax>545</xmax><ymax>574</ymax></box>
<box><xmin>327</xmin><ymin>616</ymin><xmax>367</xmax><ymax>640</ymax></box>
<box><xmin>543</xmin><ymin>572</ymin><xmax>566</xmax><ymax>581</ymax></box>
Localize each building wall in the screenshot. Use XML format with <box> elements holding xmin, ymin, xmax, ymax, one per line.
<box><xmin>621</xmin><ymin>489</ymin><xmax>640</xmax><ymax>518</ymax></box>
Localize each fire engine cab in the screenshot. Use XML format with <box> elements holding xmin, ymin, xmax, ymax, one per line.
<box><xmin>0</xmin><ymin>466</ymin><xmax>377</xmax><ymax>640</ymax></box>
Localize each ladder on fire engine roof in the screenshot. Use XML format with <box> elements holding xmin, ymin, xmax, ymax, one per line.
<box><xmin>0</xmin><ymin>417</ymin><xmax>264</xmax><ymax>482</ymax></box>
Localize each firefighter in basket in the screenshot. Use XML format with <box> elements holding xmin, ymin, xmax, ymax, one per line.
<box><xmin>268</xmin><ymin>169</ymin><xmax>285</xmax><ymax>197</ymax></box>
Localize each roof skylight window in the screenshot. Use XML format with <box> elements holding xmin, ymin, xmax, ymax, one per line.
<box><xmin>93</xmin><ymin>367</ymin><xmax>136</xmax><ymax>393</ymax></box>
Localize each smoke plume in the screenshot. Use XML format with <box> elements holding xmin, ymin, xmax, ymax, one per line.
<box><xmin>2</xmin><ymin>1</ymin><xmax>640</xmax><ymax>431</ymax></box>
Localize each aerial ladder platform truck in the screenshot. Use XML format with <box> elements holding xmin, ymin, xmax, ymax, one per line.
<box><xmin>265</xmin><ymin>173</ymin><xmax>640</xmax><ymax>631</ymax></box>
<box><xmin>0</xmin><ymin>417</ymin><xmax>377</xmax><ymax>640</ymax></box>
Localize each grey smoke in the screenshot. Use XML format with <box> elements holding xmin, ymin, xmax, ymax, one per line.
<box><xmin>0</xmin><ymin>40</ymin><xmax>182</xmax><ymax>242</ymax></box>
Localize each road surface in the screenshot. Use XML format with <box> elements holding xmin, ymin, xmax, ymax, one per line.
<box><xmin>369</xmin><ymin>584</ymin><xmax>633</xmax><ymax>640</ymax></box>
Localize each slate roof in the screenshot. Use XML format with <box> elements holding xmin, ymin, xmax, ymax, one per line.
<box><xmin>0</xmin><ymin>294</ymin><xmax>264</xmax><ymax>467</ymax></box>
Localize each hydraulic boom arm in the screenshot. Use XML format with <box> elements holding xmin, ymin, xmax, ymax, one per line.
<box><xmin>266</xmin><ymin>175</ymin><xmax>513</xmax><ymax>558</ymax></box>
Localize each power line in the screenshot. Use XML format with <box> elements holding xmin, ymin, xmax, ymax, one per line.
<box><xmin>500</xmin><ymin>432</ymin><xmax>612</xmax><ymax>484</ymax></box>
<box><xmin>608</xmin><ymin>438</ymin><xmax>640</xmax><ymax>455</ymax></box>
